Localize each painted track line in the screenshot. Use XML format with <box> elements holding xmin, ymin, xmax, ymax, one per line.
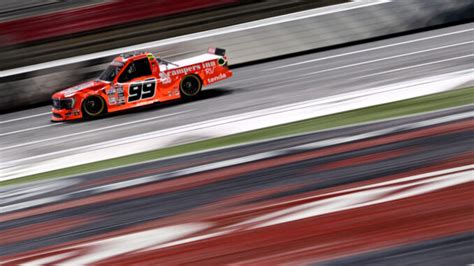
<box><xmin>2</xmin><ymin>39</ymin><xmax>469</xmax><ymax>130</ymax></box>
<box><xmin>0</xmin><ymin>112</ymin><xmax>50</xmax><ymax>125</ymax></box>
<box><xmin>267</xmin><ymin>28</ymin><xmax>474</xmax><ymax>71</ymax></box>
<box><xmin>0</xmin><ymin>110</ymin><xmax>191</xmax><ymax>151</ymax></box>
<box><xmin>357</xmin><ymin>55</ymin><xmax>474</xmax><ymax>79</ymax></box>
<box><xmin>0</xmin><ymin>113</ymin><xmax>471</xmax><ymax>213</ymax></box>
<box><xmin>0</xmin><ymin>124</ymin><xmax>60</xmax><ymax>137</ymax></box>
<box><xmin>299</xmin><ymin>41</ymin><xmax>474</xmax><ymax>77</ymax></box>
<box><xmin>1</xmin><ymin>70</ymin><xmax>471</xmax><ymax>180</ymax></box>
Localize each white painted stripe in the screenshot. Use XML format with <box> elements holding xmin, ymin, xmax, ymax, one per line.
<box><xmin>0</xmin><ymin>110</ymin><xmax>190</xmax><ymax>151</ymax></box>
<box><xmin>6</xmin><ymin>224</ymin><xmax>210</xmax><ymax>265</ymax></box>
<box><xmin>0</xmin><ymin>112</ymin><xmax>50</xmax><ymax>125</ymax></box>
<box><xmin>3</xmin><ymin>111</ymin><xmax>470</xmax><ymax>213</ymax></box>
<box><xmin>0</xmin><ymin>0</ymin><xmax>390</xmax><ymax>78</ymax></box>
<box><xmin>267</xmin><ymin>28</ymin><xmax>474</xmax><ymax>71</ymax></box>
<box><xmin>23</xmin><ymin>104</ymin><xmax>471</xmax><ymax>185</ymax></box>
<box><xmin>255</xmin><ymin>170</ymin><xmax>472</xmax><ymax>228</ymax></box>
<box><xmin>294</xmin><ymin>112</ymin><xmax>473</xmax><ymax>151</ymax></box>
<box><xmin>0</xmin><ymin>124</ymin><xmax>59</xmax><ymax>137</ymax></box>
<box><xmin>1</xmin><ymin>70</ymin><xmax>471</xmax><ymax>180</ymax></box>
<box><xmin>357</xmin><ymin>55</ymin><xmax>474</xmax><ymax>78</ymax></box>
<box><xmin>85</xmin><ymin>111</ymin><xmax>474</xmax><ymax>195</ymax></box>
<box><xmin>249</xmin><ymin>164</ymin><xmax>474</xmax><ymax>213</ymax></box>
<box><xmin>19</xmin><ymin>252</ymin><xmax>76</xmax><ymax>266</ymax></box>
<box><xmin>299</xmin><ymin>41</ymin><xmax>474</xmax><ymax>77</ymax></box>
<box><xmin>230</xmin><ymin>165</ymin><xmax>473</xmax><ymax>227</ymax></box>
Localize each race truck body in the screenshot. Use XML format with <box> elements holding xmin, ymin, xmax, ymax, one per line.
<box><xmin>51</xmin><ymin>48</ymin><xmax>232</xmax><ymax>121</ymax></box>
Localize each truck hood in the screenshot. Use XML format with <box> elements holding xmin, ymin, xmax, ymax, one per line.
<box><xmin>53</xmin><ymin>80</ymin><xmax>108</xmax><ymax>98</ymax></box>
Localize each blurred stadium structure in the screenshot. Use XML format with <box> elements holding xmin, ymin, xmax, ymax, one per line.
<box><xmin>0</xmin><ymin>0</ymin><xmax>238</xmax><ymax>45</ymax></box>
<box><xmin>0</xmin><ymin>0</ymin><xmax>341</xmax><ymax>67</ymax></box>
<box><xmin>0</xmin><ymin>0</ymin><xmax>471</xmax><ymax>112</ymax></box>
<box><xmin>0</xmin><ymin>0</ymin><xmax>473</xmax><ymax>265</ymax></box>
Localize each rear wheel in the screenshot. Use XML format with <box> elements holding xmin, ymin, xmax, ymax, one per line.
<box><xmin>82</xmin><ymin>96</ymin><xmax>106</xmax><ymax>117</ymax></box>
<box><xmin>180</xmin><ymin>75</ymin><xmax>202</xmax><ymax>98</ymax></box>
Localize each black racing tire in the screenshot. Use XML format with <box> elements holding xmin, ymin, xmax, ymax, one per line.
<box><xmin>180</xmin><ymin>75</ymin><xmax>202</xmax><ymax>98</ymax></box>
<box><xmin>82</xmin><ymin>96</ymin><xmax>106</xmax><ymax>117</ymax></box>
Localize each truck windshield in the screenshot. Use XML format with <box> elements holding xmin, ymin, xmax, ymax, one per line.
<box><xmin>99</xmin><ymin>61</ymin><xmax>124</xmax><ymax>82</ymax></box>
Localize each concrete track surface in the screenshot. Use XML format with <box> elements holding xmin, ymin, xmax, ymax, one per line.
<box><xmin>0</xmin><ymin>105</ymin><xmax>472</xmax><ymax>264</ymax></box>
<box><xmin>0</xmin><ymin>23</ymin><xmax>473</xmax><ymax>165</ymax></box>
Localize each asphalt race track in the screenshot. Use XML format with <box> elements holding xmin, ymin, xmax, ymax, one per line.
<box><xmin>0</xmin><ymin>23</ymin><xmax>473</xmax><ymax>164</ymax></box>
<box><xmin>0</xmin><ymin>105</ymin><xmax>472</xmax><ymax>264</ymax></box>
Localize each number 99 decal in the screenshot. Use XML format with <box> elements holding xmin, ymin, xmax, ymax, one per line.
<box><xmin>128</xmin><ymin>79</ymin><xmax>156</xmax><ymax>102</ymax></box>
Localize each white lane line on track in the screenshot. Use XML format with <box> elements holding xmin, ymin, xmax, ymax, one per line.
<box><xmin>0</xmin><ymin>1</ymin><xmax>389</xmax><ymax>78</ymax></box>
<box><xmin>356</xmin><ymin>55</ymin><xmax>474</xmax><ymax>79</ymax></box>
<box><xmin>0</xmin><ymin>112</ymin><xmax>50</xmax><ymax>125</ymax></box>
<box><xmin>1</xmin><ymin>112</ymin><xmax>471</xmax><ymax>213</ymax></box>
<box><xmin>1</xmin><ymin>70</ymin><xmax>471</xmax><ymax>168</ymax></box>
<box><xmin>0</xmin><ymin>110</ymin><xmax>191</xmax><ymax>151</ymax></box>
<box><xmin>2</xmin><ymin>27</ymin><xmax>470</xmax><ymax>128</ymax></box>
<box><xmin>90</xmin><ymin>111</ymin><xmax>473</xmax><ymax>195</ymax></box>
<box><xmin>267</xmin><ymin>28</ymin><xmax>474</xmax><ymax>71</ymax></box>
<box><xmin>2</xmin><ymin>38</ymin><xmax>469</xmax><ymax>127</ymax></box>
<box><xmin>298</xmin><ymin>41</ymin><xmax>474</xmax><ymax>77</ymax></box>
<box><xmin>221</xmin><ymin>38</ymin><xmax>474</xmax><ymax>88</ymax></box>
<box><xmin>0</xmin><ymin>124</ymin><xmax>60</xmax><ymax>137</ymax></box>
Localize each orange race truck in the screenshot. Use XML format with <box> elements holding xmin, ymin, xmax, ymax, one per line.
<box><xmin>51</xmin><ymin>48</ymin><xmax>232</xmax><ymax>121</ymax></box>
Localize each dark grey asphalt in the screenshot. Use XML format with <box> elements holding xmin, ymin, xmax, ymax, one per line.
<box><xmin>0</xmin><ymin>23</ymin><xmax>472</xmax><ymax>164</ymax></box>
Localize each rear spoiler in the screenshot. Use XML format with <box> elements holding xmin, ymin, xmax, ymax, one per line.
<box><xmin>208</xmin><ymin>47</ymin><xmax>226</xmax><ymax>56</ymax></box>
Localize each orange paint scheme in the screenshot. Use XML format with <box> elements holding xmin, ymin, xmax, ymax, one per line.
<box><xmin>51</xmin><ymin>49</ymin><xmax>232</xmax><ymax>121</ymax></box>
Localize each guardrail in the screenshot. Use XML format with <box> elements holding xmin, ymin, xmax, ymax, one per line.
<box><xmin>0</xmin><ymin>0</ymin><xmax>472</xmax><ymax>112</ymax></box>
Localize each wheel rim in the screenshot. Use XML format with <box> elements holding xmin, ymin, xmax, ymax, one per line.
<box><xmin>181</xmin><ymin>76</ymin><xmax>201</xmax><ymax>96</ymax></box>
<box><xmin>84</xmin><ymin>97</ymin><xmax>104</xmax><ymax>116</ymax></box>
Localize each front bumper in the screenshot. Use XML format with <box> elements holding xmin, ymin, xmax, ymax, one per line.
<box><xmin>51</xmin><ymin>108</ymin><xmax>82</xmax><ymax>121</ymax></box>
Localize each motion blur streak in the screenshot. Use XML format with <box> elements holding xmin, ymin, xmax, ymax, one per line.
<box><xmin>0</xmin><ymin>0</ymin><xmax>236</xmax><ymax>46</ymax></box>
<box><xmin>1</xmin><ymin>108</ymin><xmax>472</xmax><ymax>264</ymax></box>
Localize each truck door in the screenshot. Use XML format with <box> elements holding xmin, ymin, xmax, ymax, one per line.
<box><xmin>117</xmin><ymin>58</ymin><xmax>157</xmax><ymax>105</ymax></box>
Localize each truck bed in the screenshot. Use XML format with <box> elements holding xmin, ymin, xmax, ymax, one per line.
<box><xmin>160</xmin><ymin>53</ymin><xmax>221</xmax><ymax>70</ymax></box>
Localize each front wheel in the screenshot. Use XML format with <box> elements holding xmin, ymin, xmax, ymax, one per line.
<box><xmin>82</xmin><ymin>96</ymin><xmax>106</xmax><ymax>117</ymax></box>
<box><xmin>180</xmin><ymin>75</ymin><xmax>202</xmax><ymax>98</ymax></box>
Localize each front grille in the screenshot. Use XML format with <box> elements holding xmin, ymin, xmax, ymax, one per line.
<box><xmin>52</xmin><ymin>98</ymin><xmax>74</xmax><ymax>109</ymax></box>
<box><xmin>52</xmin><ymin>113</ymin><xmax>63</xmax><ymax>119</ymax></box>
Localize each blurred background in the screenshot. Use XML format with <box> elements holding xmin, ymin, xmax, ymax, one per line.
<box><xmin>0</xmin><ymin>0</ymin><xmax>473</xmax><ymax>265</ymax></box>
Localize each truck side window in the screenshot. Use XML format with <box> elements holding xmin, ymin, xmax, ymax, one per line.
<box><xmin>118</xmin><ymin>58</ymin><xmax>152</xmax><ymax>83</ymax></box>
